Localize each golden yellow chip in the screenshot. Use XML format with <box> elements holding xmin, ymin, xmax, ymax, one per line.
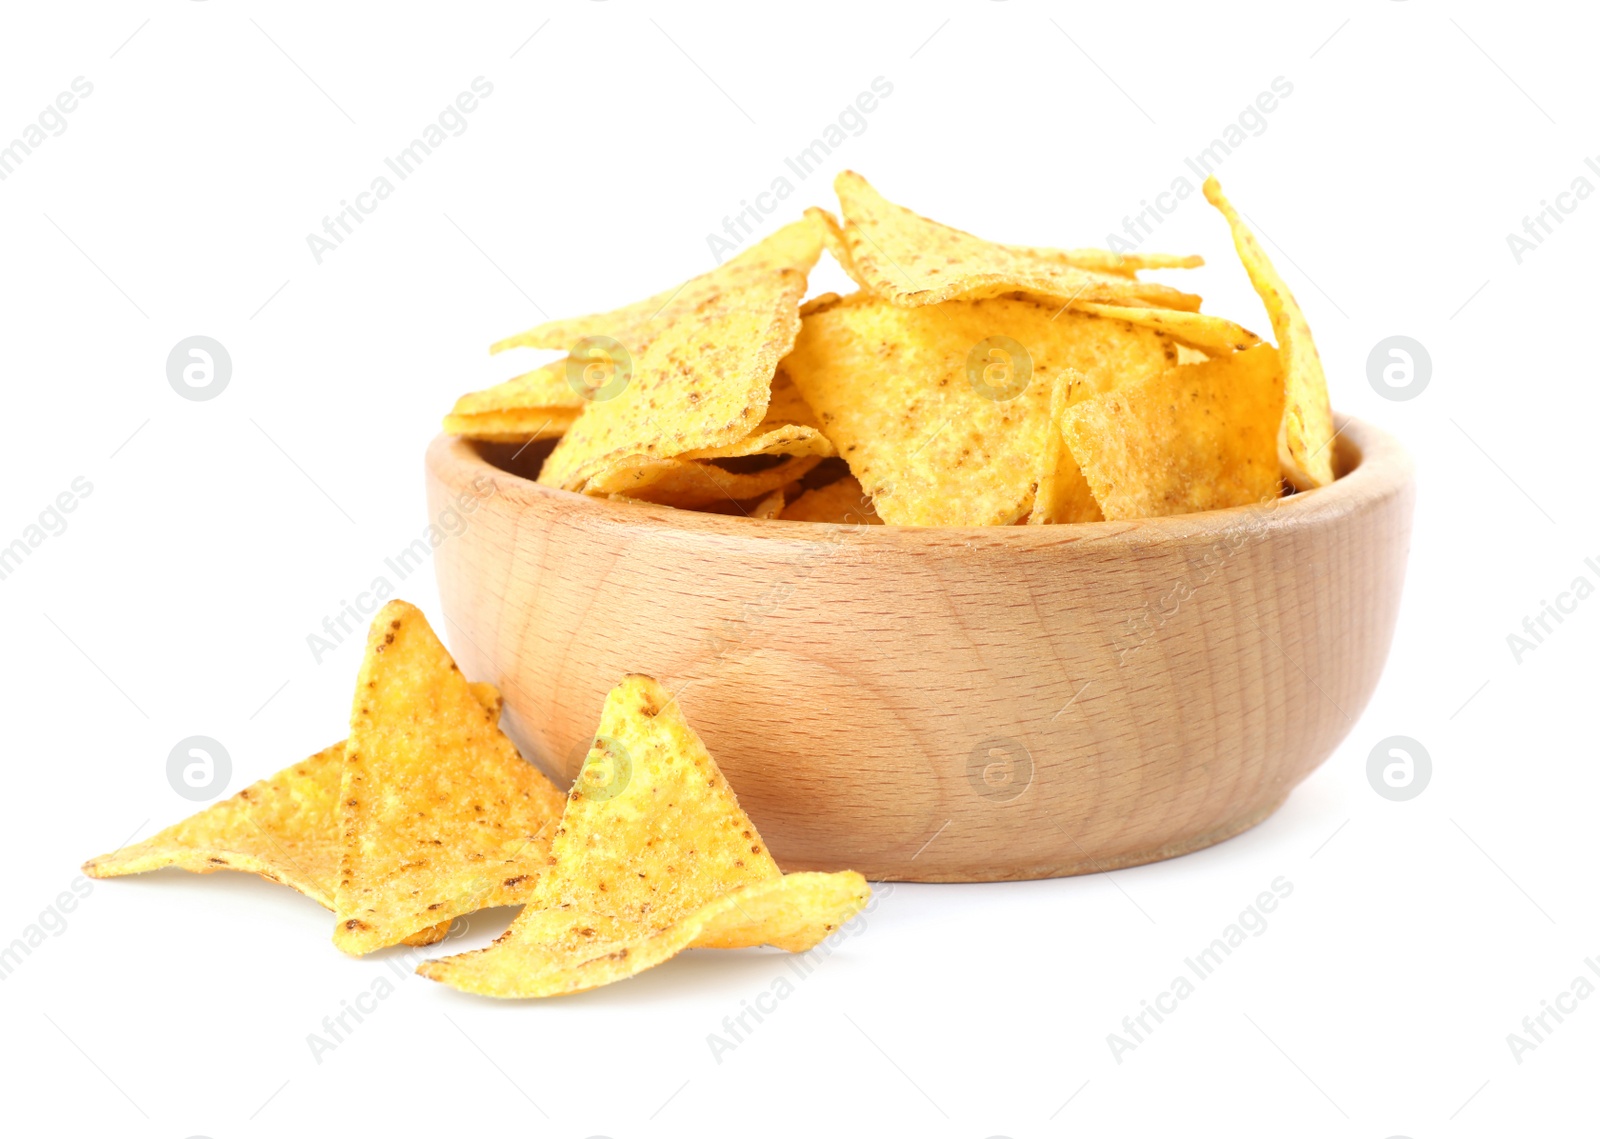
<box><xmin>579</xmin><ymin>369</ymin><xmax>832</xmax><ymax>503</ymax></box>
<box><xmin>782</xmin><ymin>292</ymin><xmax>1175</xmax><ymax>525</ymax></box>
<box><xmin>1070</xmin><ymin>303</ymin><xmax>1260</xmax><ymax>358</ymax></box>
<box><xmin>534</xmin><ymin>223</ymin><xmax>822</xmax><ymax>492</ymax></box>
<box><xmin>1203</xmin><ymin>177</ymin><xmax>1336</xmax><ymax>489</ymax></box>
<box><xmin>778</xmin><ymin>474</ymin><xmax>883</xmax><ymax>524</ymax></box>
<box><xmin>667</xmin><ymin>368</ymin><xmax>835</xmax><ymax>462</ymax></box>
<box><xmin>1060</xmin><ymin>343</ymin><xmax>1286</xmax><ymax>520</ymax></box>
<box><xmin>419</xmin><ymin>675</ymin><xmax>870</xmax><ymax>998</ymax></box>
<box><xmin>422</xmin><ymin>871</ymin><xmax>868</xmax><ymax>998</ymax></box>
<box><xmin>443</xmin><ymin>360</ymin><xmax>585</xmax><ymax>443</ymax></box>
<box><xmin>334</xmin><ymin>602</ymin><xmax>565</xmax><ymax>956</ymax></box>
<box><xmin>585</xmin><ymin>453</ymin><xmax>822</xmax><ymax>508</ymax></box>
<box><xmin>84</xmin><ymin>741</ymin><xmax>353</xmax><ymax>908</ymax></box>
<box><xmin>831</xmin><ymin>170</ymin><xmax>1202</xmax><ymax>312</ymax></box>
<box><xmin>491</xmin><ymin>218</ymin><xmax>824</xmax><ymax>357</ymax></box>
<box><xmin>1030</xmin><ymin>372</ymin><xmax>1103</xmax><ymax>525</ymax></box>
<box><xmin>83</xmin><ymin>683</ymin><xmax>500</xmax><ymax>946</ymax></box>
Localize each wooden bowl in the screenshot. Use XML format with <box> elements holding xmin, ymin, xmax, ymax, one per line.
<box><xmin>425</xmin><ymin>416</ymin><xmax>1413</xmax><ymax>882</ymax></box>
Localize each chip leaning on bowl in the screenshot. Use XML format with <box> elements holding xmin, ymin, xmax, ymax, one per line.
<box><xmin>443</xmin><ymin>171</ymin><xmax>1338</xmax><ymax>524</ymax></box>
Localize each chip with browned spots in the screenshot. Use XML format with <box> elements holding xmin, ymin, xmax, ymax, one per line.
<box><xmin>830</xmin><ymin>170</ymin><xmax>1202</xmax><ymax>311</ymax></box>
<box><xmin>491</xmin><ymin>218</ymin><xmax>824</xmax><ymax>358</ymax></box>
<box><xmin>82</xmin><ymin>682</ymin><xmax>502</xmax><ymax>946</ymax></box>
<box><xmin>517</xmin><ymin>219</ymin><xmax>824</xmax><ymax>492</ymax></box>
<box><xmin>333</xmin><ymin>601</ymin><xmax>565</xmax><ymax>956</ymax></box>
<box><xmin>419</xmin><ymin>675</ymin><xmax>870</xmax><ymax>998</ymax></box>
<box><xmin>1060</xmin><ymin>343</ymin><xmax>1286</xmax><ymax>520</ymax></box>
<box><xmin>441</xmin><ymin>172</ymin><xmax>1339</xmax><ymax>527</ymax></box>
<box><xmin>534</xmin><ymin>268</ymin><xmax>813</xmax><ymax>493</ymax></box>
<box><xmin>577</xmin><ymin>369</ymin><xmax>834</xmax><ymax>504</ymax></box>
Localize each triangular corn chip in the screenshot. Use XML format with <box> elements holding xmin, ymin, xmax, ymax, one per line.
<box><xmin>1060</xmin><ymin>343</ymin><xmax>1285</xmax><ymax>520</ymax></box>
<box><xmin>334</xmin><ymin>602</ymin><xmax>565</xmax><ymax>955</ymax></box>
<box><xmin>491</xmin><ymin>218</ymin><xmax>824</xmax><ymax>357</ymax></box>
<box><xmin>782</xmin><ymin>292</ymin><xmax>1175</xmax><ymax>525</ymax></box>
<box><xmin>579</xmin><ymin>370</ymin><xmax>832</xmax><ymax>504</ymax></box>
<box><xmin>1202</xmin><ymin>177</ymin><xmax>1336</xmax><ymax>489</ymax></box>
<box><xmin>83</xmin><ymin>683</ymin><xmax>501</xmax><ymax>946</ymax></box>
<box><xmin>535</xmin><ymin>222</ymin><xmax>822</xmax><ymax>493</ymax></box>
<box><xmin>421</xmin><ymin>871</ymin><xmax>867</xmax><ymax>998</ymax></box>
<box><xmin>677</xmin><ymin>368</ymin><xmax>834</xmax><ymax>460</ymax></box>
<box><xmin>444</xmin><ymin>360</ymin><xmax>585</xmax><ymax>443</ymax></box>
<box><xmin>584</xmin><ymin>453</ymin><xmax>823</xmax><ymax>508</ymax></box>
<box><xmin>831</xmin><ymin>171</ymin><xmax>1202</xmax><ymax>311</ymax></box>
<box><xmin>419</xmin><ymin>675</ymin><xmax>870</xmax><ymax>998</ymax></box>
<box><xmin>588</xmin><ymin>366</ymin><xmax>832</xmax><ymax>473</ymax></box>
<box><xmin>1030</xmin><ymin>372</ymin><xmax>1103</xmax><ymax>525</ymax></box>
<box><xmin>778</xmin><ymin>474</ymin><xmax>883</xmax><ymax>525</ymax></box>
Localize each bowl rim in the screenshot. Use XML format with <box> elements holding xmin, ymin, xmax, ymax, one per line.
<box><xmin>426</xmin><ymin>413</ymin><xmax>1413</xmax><ymax>553</ymax></box>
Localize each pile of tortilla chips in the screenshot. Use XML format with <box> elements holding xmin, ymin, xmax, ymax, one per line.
<box><xmin>84</xmin><ymin>602</ymin><xmax>869</xmax><ymax>997</ymax></box>
<box><xmin>446</xmin><ymin>172</ymin><xmax>1336</xmax><ymax>526</ymax></box>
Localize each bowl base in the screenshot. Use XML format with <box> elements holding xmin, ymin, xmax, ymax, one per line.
<box><xmin>784</xmin><ymin>794</ymin><xmax>1291</xmax><ymax>883</ymax></box>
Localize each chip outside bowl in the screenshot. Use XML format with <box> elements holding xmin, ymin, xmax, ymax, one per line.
<box><xmin>425</xmin><ymin>416</ymin><xmax>1414</xmax><ymax>882</ymax></box>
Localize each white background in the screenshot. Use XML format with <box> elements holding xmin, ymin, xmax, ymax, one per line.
<box><xmin>1</xmin><ymin>1</ymin><xmax>1595</xmax><ymax>1135</ymax></box>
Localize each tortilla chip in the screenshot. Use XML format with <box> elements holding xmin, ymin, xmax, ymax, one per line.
<box><xmin>537</xmin><ymin>263</ymin><xmax>819</xmax><ymax>495</ymax></box>
<box><xmin>666</xmin><ymin>368</ymin><xmax>834</xmax><ymax>462</ymax></box>
<box><xmin>1059</xmin><ymin>343</ymin><xmax>1286</xmax><ymax>520</ymax></box>
<box><xmin>831</xmin><ymin>171</ymin><xmax>1201</xmax><ymax>312</ymax></box>
<box><xmin>584</xmin><ymin>453</ymin><xmax>822</xmax><ymax>508</ymax></box>
<box><xmin>421</xmin><ymin>871</ymin><xmax>868</xmax><ymax>998</ymax></box>
<box><xmin>576</xmin><ymin>368</ymin><xmax>832</xmax><ymax>503</ymax></box>
<box><xmin>782</xmin><ymin>292</ymin><xmax>1175</xmax><ymax>525</ymax></box>
<box><xmin>334</xmin><ymin>602</ymin><xmax>565</xmax><ymax>956</ymax></box>
<box><xmin>82</xmin><ymin>684</ymin><xmax>500</xmax><ymax>935</ymax></box>
<box><xmin>419</xmin><ymin>675</ymin><xmax>871</xmax><ymax>998</ymax></box>
<box><xmin>443</xmin><ymin>359</ymin><xmax>586</xmax><ymax>443</ymax></box>
<box><xmin>1071</xmin><ymin>303</ymin><xmax>1260</xmax><ymax>358</ymax></box>
<box><xmin>778</xmin><ymin>475</ymin><xmax>883</xmax><ymax>525</ymax></box>
<box><xmin>491</xmin><ymin>218</ymin><xmax>824</xmax><ymax>357</ymax></box>
<box><xmin>1030</xmin><ymin>373</ymin><xmax>1103</xmax><ymax>525</ymax></box>
<box><xmin>1202</xmin><ymin>177</ymin><xmax>1336</xmax><ymax>489</ymax></box>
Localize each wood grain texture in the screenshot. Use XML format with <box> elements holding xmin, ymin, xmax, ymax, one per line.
<box><xmin>425</xmin><ymin>416</ymin><xmax>1414</xmax><ymax>882</ymax></box>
